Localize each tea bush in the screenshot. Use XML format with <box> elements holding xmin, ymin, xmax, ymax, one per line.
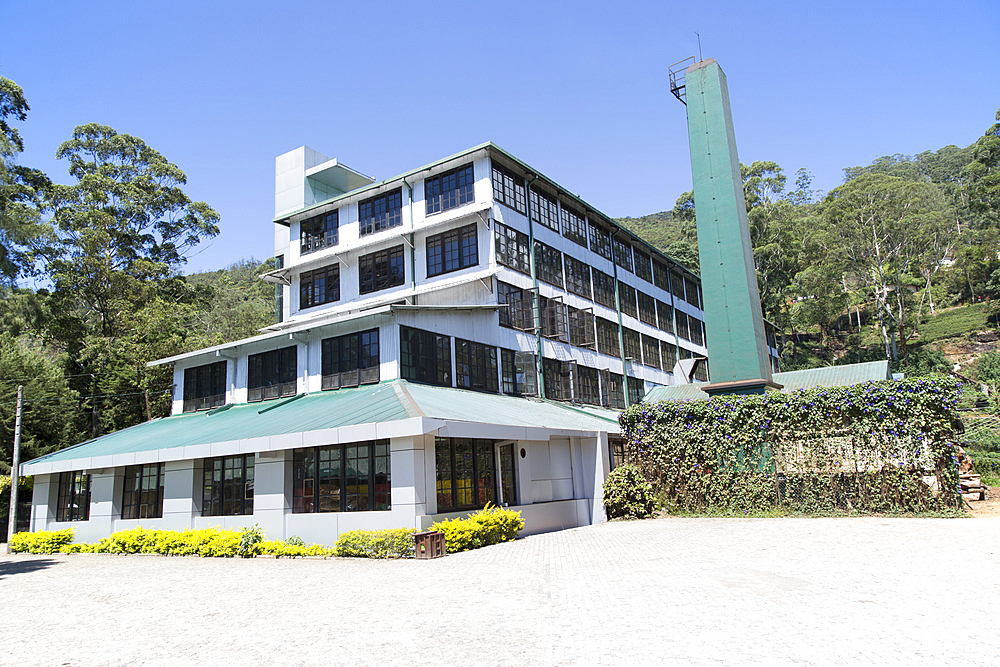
<box><xmin>334</xmin><ymin>528</ymin><xmax>416</xmax><ymax>558</ymax></box>
<box><xmin>431</xmin><ymin>504</ymin><xmax>524</xmax><ymax>553</ymax></box>
<box><xmin>603</xmin><ymin>464</ymin><xmax>656</xmax><ymax>520</ymax></box>
<box><xmin>620</xmin><ymin>377</ymin><xmax>963</xmax><ymax>515</ymax></box>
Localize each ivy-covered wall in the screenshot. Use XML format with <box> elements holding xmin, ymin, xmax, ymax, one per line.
<box><xmin>619</xmin><ymin>377</ymin><xmax>963</xmax><ymax>514</ymax></box>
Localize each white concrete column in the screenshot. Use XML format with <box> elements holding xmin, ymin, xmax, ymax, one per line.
<box><xmin>29</xmin><ymin>474</ymin><xmax>55</xmax><ymax>532</ymax></box>
<box><xmin>253</xmin><ymin>450</ymin><xmax>288</xmax><ymax>541</ymax></box>
<box><xmin>391</xmin><ymin>436</ymin><xmax>429</xmax><ymax>520</ymax></box>
<box><xmin>161</xmin><ymin>459</ymin><xmax>199</xmax><ymax>531</ymax></box>
<box><xmin>80</xmin><ymin>468</ymin><xmax>116</xmax><ymax>542</ymax></box>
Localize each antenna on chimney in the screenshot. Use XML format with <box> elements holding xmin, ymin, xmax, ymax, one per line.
<box><xmin>695</xmin><ymin>31</ymin><xmax>703</xmax><ymax>62</ymax></box>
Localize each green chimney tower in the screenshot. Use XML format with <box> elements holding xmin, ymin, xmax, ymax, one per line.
<box><xmin>677</xmin><ymin>58</ymin><xmax>779</xmax><ymax>396</ymax></box>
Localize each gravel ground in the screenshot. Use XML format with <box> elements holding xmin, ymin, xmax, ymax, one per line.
<box><xmin>2</xmin><ymin>516</ymin><xmax>999</xmax><ymax>666</ymax></box>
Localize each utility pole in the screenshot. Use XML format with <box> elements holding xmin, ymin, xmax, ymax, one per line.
<box><xmin>6</xmin><ymin>385</ymin><xmax>23</xmax><ymax>553</ymax></box>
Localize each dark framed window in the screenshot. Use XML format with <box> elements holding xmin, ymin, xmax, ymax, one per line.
<box><xmin>627</xmin><ymin>376</ymin><xmax>645</xmax><ymax>405</ymax></box>
<box><xmin>561</xmin><ymin>205</ymin><xmax>588</xmax><ymax>247</ymax></box>
<box><xmin>633</xmin><ymin>248</ymin><xmax>653</xmax><ymax>283</ymax></box>
<box><xmin>300</xmin><ymin>210</ymin><xmax>338</xmax><ymax>255</ymax></box>
<box><xmin>122</xmin><ymin>464</ymin><xmax>164</xmax><ymax>520</ymax></box>
<box><xmin>359</xmin><ymin>189</ymin><xmax>402</xmax><ymax>236</ymax></box>
<box><xmin>568</xmin><ymin>306</ymin><xmax>596</xmax><ymax>349</ymax></box>
<box><xmin>680</xmin><ymin>346</ymin><xmax>694</xmax><ymax>360</ymax></box>
<box><xmin>359</xmin><ymin>245</ymin><xmax>405</xmax><ymax>294</ymax></box>
<box><xmin>495</xmin><ymin>223</ymin><xmax>530</xmax><ymax>274</ymax></box>
<box><xmin>601</xmin><ymin>370</ymin><xmax>625</xmax><ymax>409</ymax></box>
<box><xmin>694</xmin><ymin>359</ymin><xmax>709</xmax><ymax>382</ymax></box>
<box><xmin>540</xmin><ymin>295</ymin><xmax>569</xmax><ymax>341</ymax></box>
<box><xmin>202</xmin><ymin>455</ymin><xmax>254</xmax><ymax>516</ymax></box>
<box><xmin>653</xmin><ymin>261</ymin><xmax>670</xmax><ymax>291</ymax></box>
<box><xmin>530</xmin><ymin>187</ymin><xmax>559</xmax><ymax>232</ymax></box>
<box><xmin>662</xmin><ymin>341</ymin><xmax>678</xmax><ymax>370</ymax></box>
<box><xmin>183</xmin><ymin>361</ymin><xmax>226</xmax><ymax>412</ymax></box>
<box><xmin>428</xmin><ymin>224</ymin><xmax>478</xmax><ymax>277</ymax></box>
<box><xmin>671</xmin><ymin>271</ymin><xmax>686</xmax><ymax>302</ymax></box>
<box><xmin>491</xmin><ymin>162</ymin><xmax>525</xmax><ymax>214</ymax></box>
<box><xmin>426</xmin><ymin>163</ymin><xmax>475</xmax><ymax>215</ymax></box>
<box><xmin>592</xmin><ymin>269</ymin><xmax>616</xmax><ymax>309</ymax></box>
<box><xmin>618</xmin><ymin>282</ymin><xmax>638</xmax><ymax>319</ymax></box>
<box><xmin>575</xmin><ymin>365</ymin><xmax>601</xmax><ymax>405</ymax></box>
<box><xmin>455</xmin><ymin>339</ymin><xmax>499</xmax><ymax>393</ymax></box>
<box><xmin>690</xmin><ymin>317</ymin><xmax>705</xmax><ymax>346</ymax></box>
<box><xmin>57</xmin><ymin>471</ymin><xmax>90</xmax><ymax>522</ymax></box>
<box><xmin>534</xmin><ymin>241</ymin><xmax>563</xmax><ymax>288</ymax></box>
<box><xmin>596</xmin><ymin>317</ymin><xmax>619</xmax><ymax>357</ymax></box>
<box><xmin>677</xmin><ymin>311</ymin><xmax>691</xmax><ymax>342</ymax></box>
<box><xmin>589</xmin><ymin>221</ymin><xmax>612</xmax><ymax>260</ymax></box>
<box><xmin>292</xmin><ymin>441</ymin><xmax>390</xmax><ymax>513</ymax></box>
<box><xmin>501</xmin><ymin>349</ymin><xmax>537</xmax><ymax>396</ymax></box>
<box><xmin>638</xmin><ymin>291</ymin><xmax>657</xmax><ymax>326</ymax></box>
<box><xmin>614</xmin><ymin>237</ymin><xmax>633</xmax><ymax>273</ymax></box>
<box><xmin>300</xmin><ymin>264</ymin><xmax>340</xmax><ymax>309</ymax></box>
<box><xmin>623</xmin><ymin>327</ymin><xmax>641</xmax><ymax>362</ymax></box>
<box><xmin>543</xmin><ymin>358</ymin><xmax>574</xmax><ymax>401</ymax></box>
<box><xmin>248</xmin><ymin>346</ymin><xmax>297</xmax><ymax>402</ymax></box>
<box><xmin>657</xmin><ymin>300</ymin><xmax>674</xmax><ymax>333</ymax></box>
<box><xmin>642</xmin><ymin>334</ymin><xmax>662</xmax><ymax>369</ymax></box>
<box><xmin>436</xmin><ymin>438</ymin><xmax>515</xmax><ymax>511</ymax></box>
<box><xmin>400</xmin><ymin>325</ymin><xmax>451</xmax><ymax>386</ymax></box>
<box><xmin>565</xmin><ymin>255</ymin><xmax>591</xmax><ymax>299</ymax></box>
<box><xmin>686</xmin><ymin>278</ymin><xmax>701</xmax><ymax>310</ymax></box>
<box><xmin>322</xmin><ymin>329</ymin><xmax>379</xmax><ymax>389</ymax></box>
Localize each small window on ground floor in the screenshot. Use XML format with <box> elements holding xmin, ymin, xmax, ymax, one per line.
<box><xmin>435</xmin><ymin>437</ymin><xmax>517</xmax><ymax>511</ymax></box>
<box><xmin>292</xmin><ymin>441</ymin><xmax>390</xmax><ymax>513</ymax></box>
<box><xmin>202</xmin><ymin>455</ymin><xmax>254</xmax><ymax>516</ymax></box>
<box><xmin>122</xmin><ymin>463</ymin><xmax>164</xmax><ymax>519</ymax></box>
<box><xmin>57</xmin><ymin>471</ymin><xmax>91</xmax><ymax>522</ymax></box>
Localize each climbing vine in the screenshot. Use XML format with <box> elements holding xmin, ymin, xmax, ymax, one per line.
<box><xmin>619</xmin><ymin>377</ymin><xmax>963</xmax><ymax>515</ymax></box>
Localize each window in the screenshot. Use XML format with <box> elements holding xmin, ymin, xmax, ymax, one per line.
<box><xmin>565</xmin><ymin>255</ymin><xmax>591</xmax><ymax>299</ymax></box>
<box><xmin>623</xmin><ymin>327</ymin><xmax>641</xmax><ymax>362</ymax></box>
<box><xmin>596</xmin><ymin>317</ymin><xmax>619</xmax><ymax>357</ymax></box>
<box><xmin>686</xmin><ymin>278</ymin><xmax>700</xmax><ymax>310</ymax></box>
<box><xmin>671</xmin><ymin>271</ymin><xmax>686</xmax><ymax>302</ymax></box>
<box><xmin>642</xmin><ymin>334</ymin><xmax>661</xmax><ymax>369</ymax></box>
<box><xmin>540</xmin><ymin>295</ymin><xmax>569</xmax><ymax>341</ymax></box>
<box><xmin>601</xmin><ymin>370</ymin><xmax>625</xmax><ymax>409</ymax></box>
<box><xmin>299</xmin><ymin>264</ymin><xmax>340</xmax><ymax>309</ymax></box>
<box><xmin>322</xmin><ymin>329</ymin><xmax>379</xmax><ymax>389</ymax></box>
<box><xmin>501</xmin><ymin>349</ymin><xmax>537</xmax><ymax>396</ymax></box>
<box><xmin>248</xmin><ymin>346</ymin><xmax>297</xmax><ymax>402</ymax></box>
<box><xmin>455</xmin><ymin>339</ymin><xmax>499</xmax><ymax>393</ymax></box>
<box><xmin>676</xmin><ymin>311</ymin><xmax>691</xmax><ymax>342</ymax></box>
<box><xmin>542</xmin><ymin>358</ymin><xmax>574</xmax><ymax>401</ymax></box>
<box><xmin>300</xmin><ymin>210</ymin><xmax>338</xmax><ymax>255</ymax></box>
<box><xmin>694</xmin><ymin>359</ymin><xmax>709</xmax><ymax>382</ymax></box>
<box><xmin>530</xmin><ymin>187</ymin><xmax>559</xmax><ymax>232</ymax></box>
<box><xmin>359</xmin><ymin>189</ymin><xmax>402</xmax><ymax>236</ymax></box>
<box><xmin>627</xmin><ymin>376</ymin><xmax>645</xmax><ymax>405</ymax></box>
<box><xmin>535</xmin><ymin>241</ymin><xmax>563</xmax><ymax>288</ymax></box>
<box><xmin>657</xmin><ymin>300</ymin><xmax>674</xmax><ymax>334</ymax></box>
<box><xmin>428</xmin><ymin>224</ymin><xmax>478</xmax><ymax>277</ymax></box>
<box><xmin>292</xmin><ymin>441</ymin><xmax>390</xmax><ymax>513</ymax></box>
<box><xmin>634</xmin><ymin>248</ymin><xmax>653</xmax><ymax>283</ymax></box>
<box><xmin>653</xmin><ymin>261</ymin><xmax>670</xmax><ymax>291</ymax></box>
<box><xmin>614</xmin><ymin>237</ymin><xmax>633</xmax><ymax>273</ymax></box>
<box><xmin>592</xmin><ymin>269</ymin><xmax>616</xmax><ymax>309</ymax></box>
<box><xmin>359</xmin><ymin>245</ymin><xmax>405</xmax><ymax>294</ymax></box>
<box><xmin>561</xmin><ymin>205</ymin><xmax>588</xmax><ymax>247</ymax></box>
<box><xmin>183</xmin><ymin>361</ymin><xmax>226</xmax><ymax>412</ymax></box>
<box><xmin>618</xmin><ymin>282</ymin><xmax>638</xmax><ymax>319</ymax></box>
<box><xmin>491</xmin><ymin>162</ymin><xmax>525</xmax><ymax>214</ymax></box>
<box><xmin>568</xmin><ymin>306</ymin><xmax>596</xmax><ymax>349</ymax></box>
<box><xmin>495</xmin><ymin>223</ymin><xmax>530</xmax><ymax>275</ymax></box>
<box><xmin>436</xmin><ymin>438</ymin><xmax>515</xmax><ymax>511</ymax></box>
<box><xmin>426</xmin><ymin>163</ymin><xmax>475</xmax><ymax>214</ymax></box>
<box><xmin>400</xmin><ymin>325</ymin><xmax>451</xmax><ymax>386</ymax></box>
<box><xmin>690</xmin><ymin>317</ymin><xmax>705</xmax><ymax>346</ymax></box>
<box><xmin>638</xmin><ymin>291</ymin><xmax>657</xmax><ymax>326</ymax></box>
<box><xmin>575</xmin><ymin>365</ymin><xmax>601</xmax><ymax>405</ymax></box>
<box><xmin>589</xmin><ymin>221</ymin><xmax>612</xmax><ymax>260</ymax></box>
<box><xmin>662</xmin><ymin>341</ymin><xmax>677</xmax><ymax>371</ymax></box>
<box><xmin>57</xmin><ymin>471</ymin><xmax>90</xmax><ymax>522</ymax></box>
<box><xmin>202</xmin><ymin>455</ymin><xmax>254</xmax><ymax>516</ymax></box>
<box><xmin>121</xmin><ymin>463</ymin><xmax>164</xmax><ymax>520</ymax></box>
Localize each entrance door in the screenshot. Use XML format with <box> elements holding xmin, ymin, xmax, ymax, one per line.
<box><xmin>495</xmin><ymin>442</ymin><xmax>517</xmax><ymax>507</ymax></box>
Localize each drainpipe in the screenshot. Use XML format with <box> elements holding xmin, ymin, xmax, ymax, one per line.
<box><xmin>524</xmin><ymin>174</ymin><xmax>544</xmax><ymax>399</ymax></box>
<box><xmin>610</xmin><ymin>226</ymin><xmax>631</xmax><ymax>408</ymax></box>
<box><xmin>402</xmin><ymin>177</ymin><xmax>417</xmax><ymax>303</ymax></box>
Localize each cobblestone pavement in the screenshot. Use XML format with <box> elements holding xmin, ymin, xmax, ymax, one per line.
<box><xmin>2</xmin><ymin>517</ymin><xmax>999</xmax><ymax>666</ymax></box>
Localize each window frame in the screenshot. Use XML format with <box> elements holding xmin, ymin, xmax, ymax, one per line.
<box><xmin>248</xmin><ymin>346</ymin><xmax>297</xmax><ymax>402</ymax></box>
<box><xmin>299</xmin><ymin>263</ymin><xmax>341</xmax><ymax>309</ymax></box>
<box><xmin>427</xmin><ymin>223</ymin><xmax>478</xmax><ymax>277</ymax></box>
<box><xmin>534</xmin><ymin>240</ymin><xmax>563</xmax><ymax>288</ymax></box>
<box><xmin>292</xmin><ymin>441</ymin><xmax>391</xmax><ymax>513</ymax></box>
<box><xmin>564</xmin><ymin>254</ymin><xmax>592</xmax><ymax>299</ymax></box>
<box><xmin>321</xmin><ymin>329</ymin><xmax>380</xmax><ymax>390</ymax></box>
<box><xmin>426</xmin><ymin>163</ymin><xmax>475</xmax><ymax>215</ymax></box>
<box><xmin>435</xmin><ymin>437</ymin><xmax>510</xmax><ymax>512</ymax></box>
<box><xmin>202</xmin><ymin>455</ymin><xmax>254</xmax><ymax>517</ymax></box>
<box><xmin>300</xmin><ymin>210</ymin><xmax>339</xmax><ymax>255</ymax></box>
<box><xmin>529</xmin><ymin>187</ymin><xmax>559</xmax><ymax>232</ymax></box>
<box><xmin>358</xmin><ymin>188</ymin><xmax>403</xmax><ymax>237</ymax></box>
<box><xmin>495</xmin><ymin>223</ymin><xmax>530</xmax><ymax>275</ymax></box>
<box><xmin>121</xmin><ymin>463</ymin><xmax>164</xmax><ymax>520</ymax></box>
<box><xmin>56</xmin><ymin>471</ymin><xmax>90</xmax><ymax>522</ymax></box>
<box><xmin>183</xmin><ymin>361</ymin><xmax>227</xmax><ymax>413</ymax></box>
<box><xmin>455</xmin><ymin>338</ymin><xmax>499</xmax><ymax>393</ymax></box>
<box><xmin>358</xmin><ymin>245</ymin><xmax>405</xmax><ymax>295</ymax></box>
<box><xmin>491</xmin><ymin>162</ymin><xmax>526</xmax><ymax>214</ymax></box>
<box><xmin>399</xmin><ymin>325</ymin><xmax>452</xmax><ymax>387</ymax></box>
<box><xmin>560</xmin><ymin>205</ymin><xmax>588</xmax><ymax>247</ymax></box>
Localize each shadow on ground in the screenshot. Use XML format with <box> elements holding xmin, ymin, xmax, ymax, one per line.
<box><xmin>0</xmin><ymin>557</ymin><xmax>60</xmax><ymax>580</ymax></box>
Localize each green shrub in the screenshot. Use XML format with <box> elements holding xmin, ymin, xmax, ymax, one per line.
<box><xmin>10</xmin><ymin>528</ymin><xmax>75</xmax><ymax>554</ymax></box>
<box><xmin>259</xmin><ymin>539</ymin><xmax>335</xmax><ymax>558</ymax></box>
<box><xmin>334</xmin><ymin>528</ymin><xmax>416</xmax><ymax>558</ymax></box>
<box><xmin>431</xmin><ymin>504</ymin><xmax>524</xmax><ymax>553</ymax></box>
<box><xmin>238</xmin><ymin>524</ymin><xmax>263</xmax><ymax>558</ymax></box>
<box><xmin>603</xmin><ymin>464</ymin><xmax>656</xmax><ymax>520</ymax></box>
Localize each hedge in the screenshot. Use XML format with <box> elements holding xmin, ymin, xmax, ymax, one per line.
<box><xmin>431</xmin><ymin>504</ymin><xmax>524</xmax><ymax>552</ymax></box>
<box><xmin>620</xmin><ymin>376</ymin><xmax>963</xmax><ymax>515</ymax></box>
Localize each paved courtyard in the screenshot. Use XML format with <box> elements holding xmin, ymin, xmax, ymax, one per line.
<box><xmin>2</xmin><ymin>517</ymin><xmax>999</xmax><ymax>666</ymax></box>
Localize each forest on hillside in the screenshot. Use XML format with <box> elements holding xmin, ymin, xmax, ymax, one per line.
<box><xmin>1</xmin><ymin>66</ymin><xmax>999</xmax><ymax>468</ymax></box>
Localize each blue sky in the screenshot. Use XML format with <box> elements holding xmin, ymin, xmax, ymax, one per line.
<box><xmin>3</xmin><ymin>0</ymin><xmax>998</xmax><ymax>274</ymax></box>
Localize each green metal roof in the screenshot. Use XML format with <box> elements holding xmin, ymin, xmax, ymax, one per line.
<box><xmin>23</xmin><ymin>380</ymin><xmax>620</xmax><ymax>474</ymax></box>
<box><xmin>643</xmin><ymin>360</ymin><xmax>892</xmax><ymax>403</ymax></box>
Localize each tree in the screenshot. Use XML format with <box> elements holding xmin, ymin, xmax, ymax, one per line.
<box><xmin>184</xmin><ymin>258</ymin><xmax>277</xmax><ymax>348</ymax></box>
<box><xmin>964</xmin><ymin>109</ymin><xmax>1000</xmax><ymax>228</ymax></box>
